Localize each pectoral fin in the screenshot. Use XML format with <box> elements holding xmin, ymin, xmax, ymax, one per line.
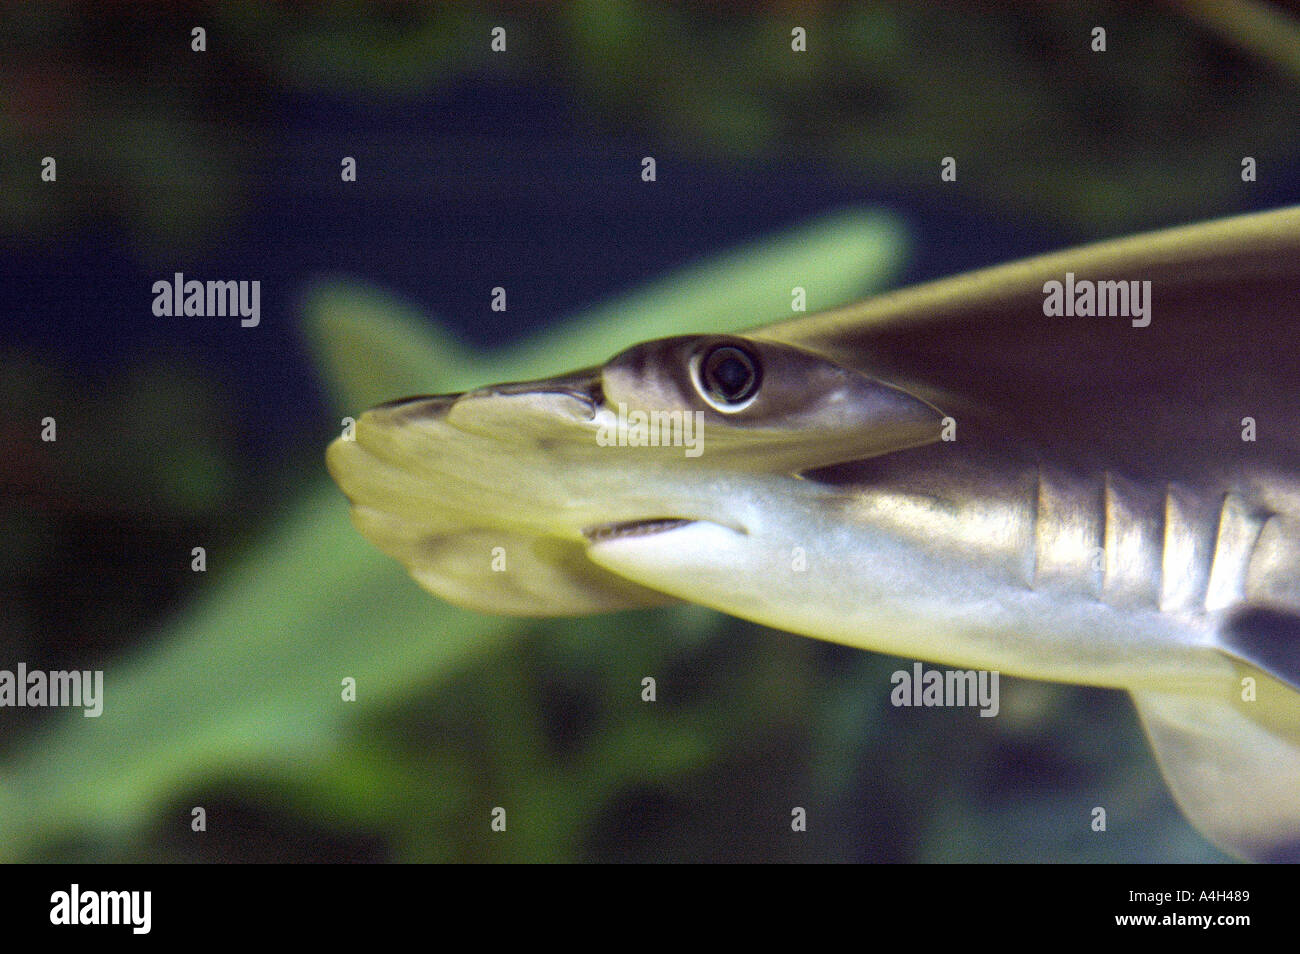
<box><xmin>1132</xmin><ymin>675</ymin><xmax>1300</xmax><ymax>862</ymax></box>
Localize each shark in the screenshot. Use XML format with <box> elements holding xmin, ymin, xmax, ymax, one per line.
<box><xmin>327</xmin><ymin>206</ymin><xmax>1300</xmax><ymax>861</ymax></box>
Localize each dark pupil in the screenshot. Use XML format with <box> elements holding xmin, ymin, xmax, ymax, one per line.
<box><xmin>703</xmin><ymin>346</ymin><xmax>759</xmax><ymax>403</ymax></box>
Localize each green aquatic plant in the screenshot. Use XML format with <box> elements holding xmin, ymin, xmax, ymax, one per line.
<box><xmin>0</xmin><ymin>209</ymin><xmax>907</xmax><ymax>861</ymax></box>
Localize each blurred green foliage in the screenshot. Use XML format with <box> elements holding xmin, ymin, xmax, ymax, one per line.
<box><xmin>11</xmin><ymin>209</ymin><xmax>1163</xmax><ymax>862</ymax></box>
<box><xmin>4</xmin><ymin>1</ymin><xmax>1300</xmax><ymax>253</ymax></box>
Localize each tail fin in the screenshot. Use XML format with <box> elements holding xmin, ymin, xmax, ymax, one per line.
<box><xmin>1133</xmin><ymin>667</ymin><xmax>1300</xmax><ymax>862</ymax></box>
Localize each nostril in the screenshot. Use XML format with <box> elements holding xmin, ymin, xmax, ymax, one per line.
<box><xmin>455</xmin><ymin>369</ymin><xmax>604</xmax><ymax>420</ymax></box>
<box><xmin>368</xmin><ymin>393</ymin><xmax>459</xmax><ymax>420</ymax></box>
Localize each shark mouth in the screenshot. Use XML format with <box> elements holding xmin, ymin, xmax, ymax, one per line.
<box><xmin>582</xmin><ymin>518</ymin><xmax>696</xmax><ymax>543</ymax></box>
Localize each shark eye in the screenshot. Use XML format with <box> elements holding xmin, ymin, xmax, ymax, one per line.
<box><xmin>696</xmin><ymin>343</ymin><xmax>762</xmax><ymax>409</ymax></box>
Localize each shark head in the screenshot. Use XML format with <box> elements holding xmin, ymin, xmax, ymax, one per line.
<box><xmin>326</xmin><ymin>333</ymin><xmax>944</xmax><ymax>615</ymax></box>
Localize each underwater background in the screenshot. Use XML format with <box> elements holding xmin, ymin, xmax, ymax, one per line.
<box><xmin>3</xmin><ymin>1</ymin><xmax>1300</xmax><ymax>862</ymax></box>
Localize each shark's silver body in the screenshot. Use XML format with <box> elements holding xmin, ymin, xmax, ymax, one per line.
<box><xmin>616</xmin><ymin>451</ymin><xmax>1277</xmax><ymax>693</ymax></box>
<box><xmin>328</xmin><ymin>207</ymin><xmax>1300</xmax><ymax>861</ymax></box>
